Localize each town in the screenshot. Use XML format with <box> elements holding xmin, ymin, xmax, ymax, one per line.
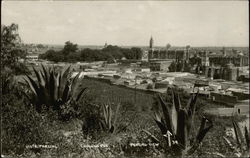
<box><xmin>24</xmin><ymin>37</ymin><xmax>249</xmax><ymax>110</ymax></box>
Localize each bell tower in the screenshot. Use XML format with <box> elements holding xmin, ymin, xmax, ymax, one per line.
<box><xmin>148</xmin><ymin>36</ymin><xmax>154</xmax><ymax>60</ymax></box>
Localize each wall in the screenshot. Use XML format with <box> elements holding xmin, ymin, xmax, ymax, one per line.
<box><xmin>210</xmin><ymin>92</ymin><xmax>238</xmax><ymax>106</ymax></box>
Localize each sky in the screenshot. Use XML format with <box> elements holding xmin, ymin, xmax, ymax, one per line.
<box><xmin>2</xmin><ymin>1</ymin><xmax>249</xmax><ymax>47</ymax></box>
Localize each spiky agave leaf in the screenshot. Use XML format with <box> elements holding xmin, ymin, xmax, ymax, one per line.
<box><xmin>171</xmin><ymin>88</ymin><xmax>181</xmax><ymax>111</ymax></box>
<box><xmin>37</xmin><ymin>81</ymin><xmax>50</xmax><ymax>110</ymax></box>
<box><xmin>58</xmin><ymin>66</ymin><xmax>71</xmax><ymax>98</ymax></box>
<box><xmin>187</xmin><ymin>90</ymin><xmax>199</xmax><ymax>117</ymax></box>
<box><xmin>113</xmin><ymin>102</ymin><xmax>121</xmax><ymax>133</ymax></box>
<box><xmin>187</xmin><ymin>116</ymin><xmax>213</xmax><ymax>155</ymax></box>
<box><xmin>158</xmin><ymin>94</ymin><xmax>175</xmax><ymax>134</ymax></box>
<box><xmin>48</xmin><ymin>70</ymin><xmax>55</xmax><ymax>106</ymax></box>
<box><xmin>102</xmin><ymin>104</ymin><xmax>107</xmax><ymax>124</ymax></box>
<box><xmin>170</xmin><ymin>89</ymin><xmax>180</xmax><ymax>135</ymax></box>
<box><xmin>108</xmin><ymin>104</ymin><xmax>112</xmax><ymax>130</ymax></box>
<box><xmin>24</xmin><ymin>75</ymin><xmax>38</xmax><ymax>97</ymax></box>
<box><xmin>62</xmin><ymin>80</ymin><xmax>70</xmax><ymax>103</ymax></box>
<box><xmin>75</xmin><ymin>87</ymin><xmax>87</xmax><ymax>102</ymax></box>
<box><xmin>25</xmin><ymin>75</ymin><xmax>48</xmax><ymax>112</ymax></box>
<box><xmin>176</xmin><ymin>109</ymin><xmax>188</xmax><ymax>149</ymax></box>
<box><xmin>71</xmin><ymin>72</ymin><xmax>81</xmax><ymax>98</ymax></box>
<box><xmin>245</xmin><ymin>126</ymin><xmax>250</xmax><ymax>151</ymax></box>
<box><xmin>196</xmin><ymin>117</ymin><xmax>213</xmax><ymax>143</ymax></box>
<box><xmin>233</xmin><ymin>120</ymin><xmax>244</xmax><ymax>149</ymax></box>
<box><xmin>41</xmin><ymin>64</ymin><xmax>50</xmax><ymax>88</ymax></box>
<box><xmin>32</xmin><ymin>66</ymin><xmax>42</xmax><ymax>83</ymax></box>
<box><xmin>186</xmin><ymin>91</ymin><xmax>199</xmax><ymax>136</ymax></box>
<box><xmin>153</xmin><ymin>112</ymin><xmax>168</xmax><ymax>135</ymax></box>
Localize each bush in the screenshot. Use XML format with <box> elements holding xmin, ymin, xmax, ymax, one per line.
<box><xmin>2</xmin><ymin>93</ymin><xmax>57</xmax><ymax>155</ymax></box>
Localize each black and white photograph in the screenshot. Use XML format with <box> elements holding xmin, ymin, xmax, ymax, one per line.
<box><xmin>1</xmin><ymin>0</ymin><xmax>249</xmax><ymax>157</ymax></box>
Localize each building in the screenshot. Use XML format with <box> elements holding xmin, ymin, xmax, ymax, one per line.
<box><xmin>205</xmin><ymin>62</ymin><xmax>239</xmax><ymax>81</ymax></box>
<box><xmin>149</xmin><ymin>61</ymin><xmax>172</xmax><ymax>71</ymax></box>
<box><xmin>209</xmin><ymin>56</ymin><xmax>249</xmax><ymax>67</ymax></box>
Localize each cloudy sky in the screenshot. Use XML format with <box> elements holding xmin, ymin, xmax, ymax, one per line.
<box><xmin>2</xmin><ymin>1</ymin><xmax>249</xmax><ymax>47</ymax></box>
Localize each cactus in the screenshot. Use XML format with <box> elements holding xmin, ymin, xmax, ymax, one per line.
<box><xmin>152</xmin><ymin>88</ymin><xmax>213</xmax><ymax>157</ymax></box>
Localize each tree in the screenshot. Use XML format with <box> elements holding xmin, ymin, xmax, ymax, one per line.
<box><xmin>62</xmin><ymin>41</ymin><xmax>78</xmax><ymax>56</ymax></box>
<box><xmin>121</xmin><ymin>48</ymin><xmax>133</xmax><ymax>59</ymax></box>
<box><xmin>1</xmin><ymin>23</ymin><xmax>28</xmax><ymax>74</ymax></box>
<box><xmin>102</xmin><ymin>45</ymin><xmax>123</xmax><ymax>59</ymax></box>
<box><xmin>37</xmin><ymin>44</ymin><xmax>45</xmax><ymax>49</ymax></box>
<box><xmin>1</xmin><ymin>24</ymin><xmax>22</xmax><ymax>67</ymax></box>
<box><xmin>40</xmin><ymin>49</ymin><xmax>64</xmax><ymax>63</ymax></box>
<box><xmin>131</xmin><ymin>47</ymin><xmax>143</xmax><ymax>60</ymax></box>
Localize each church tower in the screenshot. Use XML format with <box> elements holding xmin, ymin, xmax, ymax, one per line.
<box><xmin>149</xmin><ymin>36</ymin><xmax>154</xmax><ymax>60</ymax></box>
<box><xmin>149</xmin><ymin>36</ymin><xmax>154</xmax><ymax>49</ymax></box>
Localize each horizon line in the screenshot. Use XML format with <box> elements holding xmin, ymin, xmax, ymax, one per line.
<box><xmin>23</xmin><ymin>42</ymin><xmax>249</xmax><ymax>48</ymax></box>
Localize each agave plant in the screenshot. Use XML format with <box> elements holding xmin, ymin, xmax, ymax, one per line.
<box><xmin>147</xmin><ymin>88</ymin><xmax>213</xmax><ymax>157</ymax></box>
<box><xmin>24</xmin><ymin>64</ymin><xmax>87</xmax><ymax>115</ymax></box>
<box><xmin>223</xmin><ymin>119</ymin><xmax>250</xmax><ymax>157</ymax></box>
<box><xmin>99</xmin><ymin>102</ymin><xmax>121</xmax><ymax>134</ymax></box>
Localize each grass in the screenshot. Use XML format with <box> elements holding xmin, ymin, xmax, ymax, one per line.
<box><xmin>80</xmin><ymin>78</ymin><xmax>155</xmax><ymax>112</ymax></box>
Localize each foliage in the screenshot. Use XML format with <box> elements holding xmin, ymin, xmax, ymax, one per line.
<box><xmin>39</xmin><ymin>50</ymin><xmax>65</xmax><ymax>63</ymax></box>
<box><xmin>148</xmin><ymin>88</ymin><xmax>213</xmax><ymax>157</ymax></box>
<box><xmin>62</xmin><ymin>41</ymin><xmax>78</xmax><ymax>56</ymax></box>
<box><xmin>1</xmin><ymin>23</ymin><xmax>29</xmax><ymax>74</ymax></box>
<box><xmin>40</xmin><ymin>43</ymin><xmax>143</xmax><ymax>62</ymax></box>
<box><xmin>24</xmin><ymin>64</ymin><xmax>87</xmax><ymax>120</ymax></box>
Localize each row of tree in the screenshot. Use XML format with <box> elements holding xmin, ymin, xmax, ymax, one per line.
<box><xmin>39</xmin><ymin>41</ymin><xmax>143</xmax><ymax>63</ymax></box>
